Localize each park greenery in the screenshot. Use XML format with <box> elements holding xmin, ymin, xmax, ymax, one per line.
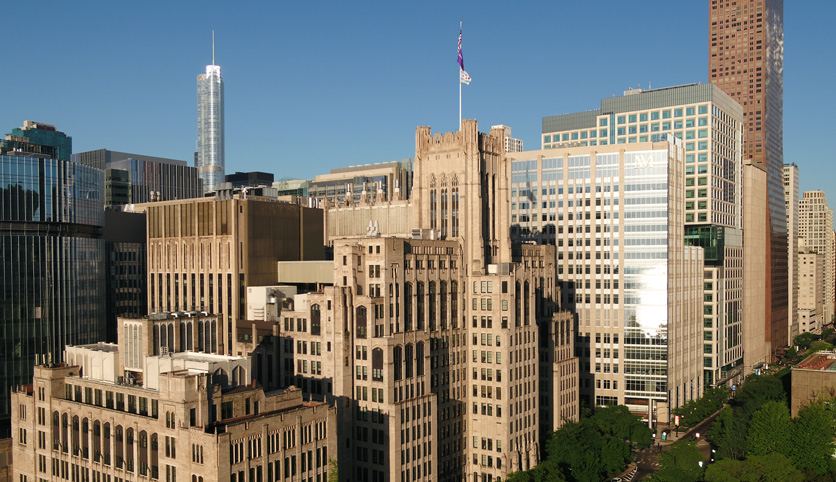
<box><xmin>671</xmin><ymin>386</ymin><xmax>729</xmax><ymax>429</ymax></box>
<box><xmin>705</xmin><ymin>373</ymin><xmax>836</xmax><ymax>479</ymax></box>
<box><xmin>784</xmin><ymin>329</ymin><xmax>836</xmax><ymax>364</ymax></box>
<box><xmin>651</xmin><ymin>373</ymin><xmax>836</xmax><ymax>481</ymax></box>
<box><xmin>510</xmin><ymin>367</ymin><xmax>836</xmax><ymax>482</ymax></box>
<box><xmin>505</xmin><ymin>405</ymin><xmax>651</xmax><ymax>482</ymax></box>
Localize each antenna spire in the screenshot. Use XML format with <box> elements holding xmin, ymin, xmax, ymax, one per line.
<box><xmin>212</xmin><ymin>30</ymin><xmax>215</xmax><ymax>65</ymax></box>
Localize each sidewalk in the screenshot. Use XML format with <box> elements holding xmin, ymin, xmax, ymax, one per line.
<box><xmin>654</xmin><ymin>404</ymin><xmax>727</xmax><ymax>448</ymax></box>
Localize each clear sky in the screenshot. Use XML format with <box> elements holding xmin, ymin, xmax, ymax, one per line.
<box><xmin>2</xmin><ymin>1</ymin><xmax>833</xmax><ymax>205</ymax></box>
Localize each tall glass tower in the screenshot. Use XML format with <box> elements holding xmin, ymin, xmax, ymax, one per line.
<box><xmin>709</xmin><ymin>0</ymin><xmax>786</xmax><ymax>357</ymax></box>
<box><xmin>197</xmin><ymin>32</ymin><xmax>224</xmax><ymax>193</ymax></box>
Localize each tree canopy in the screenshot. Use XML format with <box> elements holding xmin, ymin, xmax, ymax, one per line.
<box><xmin>507</xmin><ymin>405</ymin><xmax>650</xmax><ymax>482</ymax></box>
<box><xmin>650</xmin><ymin>441</ymin><xmax>704</xmax><ymax>482</ymax></box>
<box><xmin>704</xmin><ymin>453</ymin><xmax>804</xmax><ymax>482</ymax></box>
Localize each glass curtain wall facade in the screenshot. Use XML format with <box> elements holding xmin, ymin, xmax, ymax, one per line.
<box><xmin>541</xmin><ymin>84</ymin><xmax>746</xmax><ymax>389</ymax></box>
<box><xmin>197</xmin><ymin>65</ymin><xmax>225</xmax><ymax>193</ymax></box>
<box><xmin>108</xmin><ymin>157</ymin><xmax>202</xmax><ymax>205</ymax></box>
<box><xmin>0</xmin><ymin>155</ymin><xmax>105</xmax><ymax>434</ymax></box>
<box><xmin>508</xmin><ymin>138</ymin><xmax>704</xmax><ymax>415</ymax></box>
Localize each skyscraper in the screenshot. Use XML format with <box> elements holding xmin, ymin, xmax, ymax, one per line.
<box><xmin>798</xmin><ymin>191</ymin><xmax>834</xmax><ymax>325</ymax></box>
<box><xmin>197</xmin><ymin>32</ymin><xmax>225</xmax><ymax>193</ymax></box>
<box><xmin>0</xmin><ymin>123</ymin><xmax>106</xmax><ymax>435</ymax></box>
<box><xmin>508</xmin><ymin>135</ymin><xmax>705</xmax><ymax>414</ymax></box>
<box><xmin>540</xmin><ymin>83</ymin><xmax>749</xmax><ymax>388</ymax></box>
<box><xmin>709</xmin><ymin>0</ymin><xmax>787</xmax><ymax>357</ymax></box>
<box><xmin>783</xmin><ymin>163</ymin><xmax>800</xmax><ymax>343</ymax></box>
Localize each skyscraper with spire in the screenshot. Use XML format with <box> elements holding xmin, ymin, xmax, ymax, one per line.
<box><xmin>197</xmin><ymin>31</ymin><xmax>224</xmax><ymax>193</ymax></box>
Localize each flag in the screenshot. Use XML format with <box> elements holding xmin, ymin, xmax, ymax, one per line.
<box><xmin>460</xmin><ymin>69</ymin><xmax>471</xmax><ymax>85</ymax></box>
<box><xmin>457</xmin><ymin>22</ymin><xmax>464</xmax><ymax>70</ymax></box>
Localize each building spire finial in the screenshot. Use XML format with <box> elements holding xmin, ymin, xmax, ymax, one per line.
<box><xmin>212</xmin><ymin>30</ymin><xmax>215</xmax><ymax>65</ymax></box>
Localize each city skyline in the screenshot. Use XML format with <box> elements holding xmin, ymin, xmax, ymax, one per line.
<box><xmin>0</xmin><ymin>1</ymin><xmax>833</xmax><ymax>212</ymax></box>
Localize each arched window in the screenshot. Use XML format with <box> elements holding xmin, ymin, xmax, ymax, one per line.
<box><xmin>524</xmin><ymin>281</ymin><xmax>530</xmax><ymax>325</ymax></box>
<box><xmin>515</xmin><ymin>282</ymin><xmax>522</xmax><ymax>327</ymax></box>
<box><xmin>81</xmin><ymin>417</ymin><xmax>89</xmax><ymax>458</ymax></box>
<box><xmin>61</xmin><ymin>413</ymin><xmax>68</xmax><ymax>453</ymax></box>
<box><xmin>311</xmin><ymin>304</ymin><xmax>321</xmax><ymax>336</ymax></box>
<box><xmin>93</xmin><ymin>421</ymin><xmax>101</xmax><ymax>461</ymax></box>
<box><xmin>150</xmin><ymin>433</ymin><xmax>158</xmax><ymax>475</ymax></box>
<box><xmin>103</xmin><ymin>423</ymin><xmax>111</xmax><ymax>464</ymax></box>
<box><xmin>451</xmin><ymin>176</ymin><xmax>460</xmax><ymax>237</ymax></box>
<box><xmin>416</xmin><ymin>282</ymin><xmax>425</xmax><ymax>330</ymax></box>
<box><xmin>372</xmin><ymin>348</ymin><xmax>383</xmax><ymax>382</ymax></box>
<box><xmin>179</xmin><ymin>322</ymin><xmax>186</xmax><ymax>352</ymax></box>
<box><xmin>440</xmin><ymin>282</ymin><xmax>448</xmax><ymax>330</ymax></box>
<box><xmin>441</xmin><ymin>175</ymin><xmax>448</xmax><ymax>238</ymax></box>
<box><xmin>405</xmin><ymin>343</ymin><xmax>414</xmax><ymax>378</ymax></box>
<box><xmin>125</xmin><ymin>428</ymin><xmax>134</xmax><ymax>471</ymax></box>
<box><xmin>430</xmin><ymin>175</ymin><xmax>437</xmax><ymax>230</ymax></box>
<box><xmin>393</xmin><ymin>346</ymin><xmax>403</xmax><ymax>381</ymax></box>
<box><xmin>232</xmin><ymin>366</ymin><xmax>246</xmax><ymax>386</ymax></box>
<box><xmin>416</xmin><ymin>342</ymin><xmax>425</xmax><ymax>376</ymax></box>
<box><xmin>451</xmin><ymin>280</ymin><xmax>458</xmax><ymax>327</ymax></box>
<box><xmin>167</xmin><ymin>324</ymin><xmax>174</xmax><ymax>352</ymax></box>
<box><xmin>72</xmin><ymin>416</ymin><xmax>80</xmax><ymax>456</ymax></box>
<box><xmin>356</xmin><ymin>306</ymin><xmax>367</xmax><ymax>339</ymax></box>
<box><xmin>115</xmin><ymin>426</ymin><xmax>123</xmax><ymax>466</ymax></box>
<box><xmin>213</xmin><ymin>368</ymin><xmax>228</xmax><ymax>387</ymax></box>
<box><xmin>428</xmin><ymin>282</ymin><xmax>436</xmax><ymax>331</ymax></box>
<box><xmin>186</xmin><ymin>322</ymin><xmax>193</xmax><ymax>350</ymax></box>
<box><xmin>153</xmin><ymin>325</ymin><xmax>160</xmax><ymax>355</ymax></box>
<box><xmin>198</xmin><ymin>321</ymin><xmax>204</xmax><ymax>352</ymax></box>
<box><xmin>210</xmin><ymin>319</ymin><xmax>217</xmax><ymax>353</ymax></box>
<box><xmin>138</xmin><ymin>431</ymin><xmax>148</xmax><ymax>475</ymax></box>
<box><xmin>404</xmin><ymin>283</ymin><xmax>413</xmax><ymax>332</ymax></box>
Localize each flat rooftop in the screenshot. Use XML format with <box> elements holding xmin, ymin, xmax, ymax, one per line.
<box><xmin>74</xmin><ymin>342</ymin><xmax>119</xmax><ymax>353</ymax></box>
<box><xmin>796</xmin><ymin>351</ymin><xmax>836</xmax><ymax>371</ymax></box>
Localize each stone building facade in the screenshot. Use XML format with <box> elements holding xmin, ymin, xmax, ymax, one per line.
<box><xmin>11</xmin><ymin>314</ymin><xmax>336</xmax><ymax>482</ymax></box>
<box><xmin>131</xmin><ymin>196</ymin><xmax>324</xmax><ymax>356</ymax></box>
<box><xmin>272</xmin><ymin>121</ymin><xmax>578</xmax><ymax>482</ymax></box>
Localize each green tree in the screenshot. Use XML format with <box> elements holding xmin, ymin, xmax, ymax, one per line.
<box><xmin>528</xmin><ymin>459</ymin><xmax>567</xmax><ymax>482</ymax></box>
<box><xmin>546</xmin><ymin>420</ymin><xmax>610</xmax><ymax>482</ymax></box>
<box><xmin>794</xmin><ymin>332</ymin><xmax>817</xmax><ymax>349</ymax></box>
<box><xmin>707</xmin><ymin>406</ymin><xmax>747</xmax><ymax>460</ymax></box>
<box><xmin>704</xmin><ymin>453</ymin><xmax>804</xmax><ymax>482</ymax></box>
<box><xmin>790</xmin><ymin>402</ymin><xmax>836</xmax><ymax>475</ymax></box>
<box><xmin>673</xmin><ymin>386</ymin><xmax>729</xmax><ymax>427</ymax></box>
<box><xmin>589</xmin><ymin>405</ymin><xmax>652</xmax><ymax>448</ymax></box>
<box><xmin>505</xmin><ymin>471</ymin><xmax>532</xmax><ymax>482</ymax></box>
<box><xmin>651</xmin><ymin>441</ymin><xmax>705</xmax><ymax>482</ymax></box>
<box><xmin>733</xmin><ymin>374</ymin><xmax>786</xmax><ymax>419</ymax></box>
<box><xmin>747</xmin><ymin>401</ymin><xmax>792</xmax><ymax>457</ymax></box>
<box><xmin>809</xmin><ymin>339</ymin><xmax>834</xmax><ymax>354</ymax></box>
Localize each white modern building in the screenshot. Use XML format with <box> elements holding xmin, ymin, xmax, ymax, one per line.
<box><xmin>783</xmin><ymin>164</ymin><xmax>800</xmax><ymax>343</ymax></box>
<box><xmin>540</xmin><ymin>83</ymin><xmax>746</xmax><ymax>388</ymax></box>
<box><xmin>508</xmin><ymin>135</ymin><xmax>705</xmax><ymax>418</ymax></box>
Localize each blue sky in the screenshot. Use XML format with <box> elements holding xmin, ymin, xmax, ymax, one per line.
<box><xmin>2</xmin><ymin>1</ymin><xmax>834</xmax><ymax>204</ymax></box>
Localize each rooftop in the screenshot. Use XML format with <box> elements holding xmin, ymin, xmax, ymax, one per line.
<box><xmin>795</xmin><ymin>351</ymin><xmax>836</xmax><ymax>371</ymax></box>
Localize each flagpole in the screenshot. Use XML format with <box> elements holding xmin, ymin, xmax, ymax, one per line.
<box><xmin>459</xmin><ymin>20</ymin><xmax>462</xmax><ymax>131</ymax></box>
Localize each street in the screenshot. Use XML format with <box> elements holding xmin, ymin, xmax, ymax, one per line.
<box><xmin>632</xmin><ymin>407</ymin><xmax>725</xmax><ymax>480</ymax></box>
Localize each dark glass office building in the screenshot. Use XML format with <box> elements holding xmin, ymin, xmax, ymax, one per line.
<box><xmin>73</xmin><ymin>149</ymin><xmax>202</xmax><ymax>207</ymax></box>
<box><xmin>0</xmin><ymin>154</ymin><xmax>106</xmax><ymax>435</ymax></box>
